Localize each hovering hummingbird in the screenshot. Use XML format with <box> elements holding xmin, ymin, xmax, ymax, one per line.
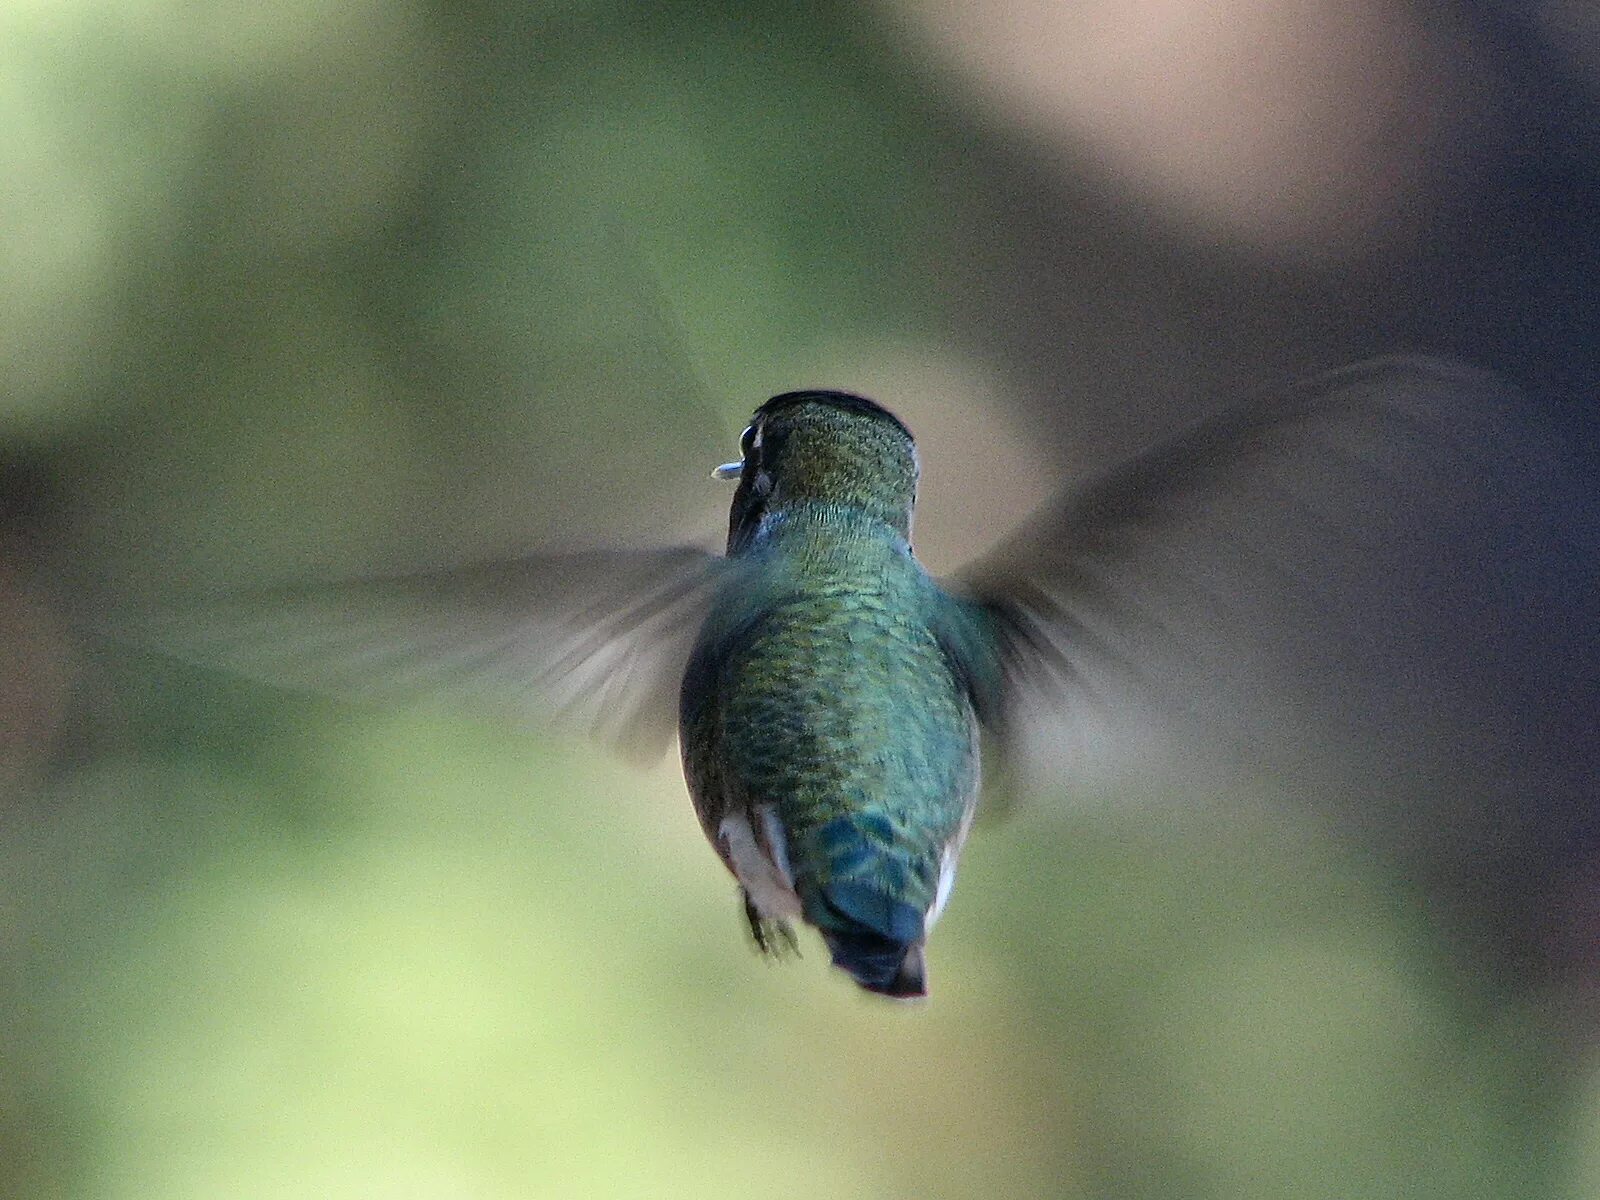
<box><xmin>683</xmin><ymin>391</ymin><xmax>989</xmax><ymax>996</ymax></box>
<box><xmin>125</xmin><ymin>357</ymin><xmax>1597</xmax><ymax>997</ymax></box>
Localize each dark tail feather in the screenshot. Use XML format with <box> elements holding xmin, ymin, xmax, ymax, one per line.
<box><xmin>810</xmin><ymin>881</ymin><xmax>929</xmax><ymax>999</ymax></box>
<box><xmin>820</xmin><ymin>927</ymin><xmax>927</xmax><ymax>998</ymax></box>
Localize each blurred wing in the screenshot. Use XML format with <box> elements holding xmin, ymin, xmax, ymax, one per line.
<box><xmin>115</xmin><ymin>547</ymin><xmax>730</xmax><ymax>764</ymax></box>
<box><xmin>958</xmin><ymin>356</ymin><xmax>1600</xmax><ymax>819</ymax></box>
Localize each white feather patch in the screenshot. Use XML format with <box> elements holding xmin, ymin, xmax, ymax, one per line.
<box><xmin>719</xmin><ymin>806</ymin><xmax>802</xmax><ymax>920</ymax></box>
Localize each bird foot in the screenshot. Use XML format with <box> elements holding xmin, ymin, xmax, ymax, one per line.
<box><xmin>742</xmin><ymin>892</ymin><xmax>799</xmax><ymax>958</ymax></box>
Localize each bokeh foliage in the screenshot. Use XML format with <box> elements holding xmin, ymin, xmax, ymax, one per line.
<box><xmin>2</xmin><ymin>2</ymin><xmax>1595</xmax><ymax>1197</ymax></box>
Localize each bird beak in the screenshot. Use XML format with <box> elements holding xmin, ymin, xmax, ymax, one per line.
<box><xmin>712</xmin><ymin>461</ymin><xmax>743</xmax><ymax>480</ymax></box>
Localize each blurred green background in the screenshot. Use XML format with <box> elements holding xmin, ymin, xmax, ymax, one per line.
<box><xmin>3</xmin><ymin>3</ymin><xmax>1598</xmax><ymax>1197</ymax></box>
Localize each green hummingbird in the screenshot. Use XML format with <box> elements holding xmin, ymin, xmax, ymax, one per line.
<box><xmin>124</xmin><ymin>356</ymin><xmax>1589</xmax><ymax>997</ymax></box>
<box><xmin>681</xmin><ymin>391</ymin><xmax>989</xmax><ymax>997</ymax></box>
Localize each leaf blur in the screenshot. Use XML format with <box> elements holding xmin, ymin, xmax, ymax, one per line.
<box><xmin>3</xmin><ymin>3</ymin><xmax>1597</xmax><ymax>1198</ymax></box>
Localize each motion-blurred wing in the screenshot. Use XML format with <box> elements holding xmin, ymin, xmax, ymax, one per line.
<box><xmin>118</xmin><ymin>547</ymin><xmax>731</xmax><ymax>763</ymax></box>
<box><xmin>958</xmin><ymin>356</ymin><xmax>1599</xmax><ymax>821</ymax></box>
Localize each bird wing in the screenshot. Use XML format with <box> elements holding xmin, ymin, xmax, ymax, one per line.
<box><xmin>111</xmin><ymin>547</ymin><xmax>732</xmax><ymax>764</ymax></box>
<box><xmin>950</xmin><ymin>355</ymin><xmax>1599</xmax><ymax>812</ymax></box>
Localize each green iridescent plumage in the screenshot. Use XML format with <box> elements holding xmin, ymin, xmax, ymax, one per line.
<box><xmin>680</xmin><ymin>394</ymin><xmax>990</xmax><ymax>996</ymax></box>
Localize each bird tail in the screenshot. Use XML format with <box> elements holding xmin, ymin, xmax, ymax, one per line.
<box><xmin>808</xmin><ymin>878</ymin><xmax>928</xmax><ymax>999</ymax></box>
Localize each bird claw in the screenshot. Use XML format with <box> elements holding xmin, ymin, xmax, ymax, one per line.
<box><xmin>742</xmin><ymin>892</ymin><xmax>799</xmax><ymax>958</ymax></box>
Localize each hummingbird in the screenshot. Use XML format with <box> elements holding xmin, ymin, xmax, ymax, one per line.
<box><xmin>681</xmin><ymin>391</ymin><xmax>989</xmax><ymax>997</ymax></box>
<box><xmin>117</xmin><ymin>357</ymin><xmax>1599</xmax><ymax>997</ymax></box>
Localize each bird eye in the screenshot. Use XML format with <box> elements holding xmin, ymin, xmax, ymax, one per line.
<box><xmin>713</xmin><ymin>424</ymin><xmax>758</xmax><ymax>480</ymax></box>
